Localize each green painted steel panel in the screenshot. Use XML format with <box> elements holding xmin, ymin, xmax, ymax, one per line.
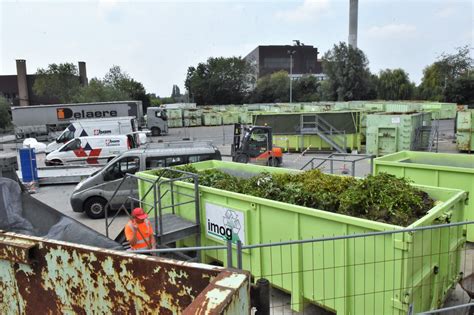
<box><xmin>202</xmin><ymin>112</ymin><xmax>223</xmax><ymax>126</ymax></box>
<box><xmin>366</xmin><ymin>112</ymin><xmax>431</xmax><ymax>156</ymax></box>
<box><xmin>385</xmin><ymin>103</ymin><xmax>422</xmax><ymax>113</ymax></box>
<box><xmin>183</xmin><ymin>117</ymin><xmax>202</xmax><ymax>127</ymax></box>
<box><xmin>166</xmin><ymin>109</ymin><xmax>183</xmax><ymax>119</ymax></box>
<box><xmin>138</xmin><ymin>160</ymin><xmax>467</xmax><ymax>314</ymax></box>
<box><xmin>183</xmin><ymin>109</ymin><xmax>203</xmax><ymax>119</ymax></box>
<box><xmin>374</xmin><ymin>150</ymin><xmax>474</xmax><ymax>241</ymax></box>
<box><xmin>222</xmin><ymin>112</ymin><xmax>240</xmax><ymax>125</ymax></box>
<box><xmin>238</xmin><ymin>112</ymin><xmax>253</xmax><ymax>124</ymax></box>
<box><xmin>168</xmin><ymin>118</ymin><xmax>183</xmax><ymax>128</ymax></box>
<box><xmin>456</xmin><ymin>110</ymin><xmax>474</xmax><ymax>151</ymax></box>
<box><xmin>273</xmin><ymin>133</ymin><xmax>361</xmax><ymax>152</ymax></box>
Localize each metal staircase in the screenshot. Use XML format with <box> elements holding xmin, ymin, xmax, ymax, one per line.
<box><xmin>427</xmin><ymin>116</ymin><xmax>439</xmax><ymax>152</ymax></box>
<box><xmin>416</xmin><ymin>113</ymin><xmax>439</xmax><ymax>152</ymax></box>
<box><xmin>105</xmin><ymin>168</ymin><xmax>201</xmax><ymax>261</ymax></box>
<box><xmin>300</xmin><ymin>114</ymin><xmax>347</xmax><ymax>153</ymax></box>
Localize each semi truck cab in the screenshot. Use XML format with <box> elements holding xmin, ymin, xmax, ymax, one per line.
<box><xmin>146</xmin><ymin>107</ymin><xmax>168</xmax><ymax>136</ymax></box>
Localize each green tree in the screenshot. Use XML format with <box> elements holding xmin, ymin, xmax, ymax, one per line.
<box><xmin>185</xmin><ymin>57</ymin><xmax>254</xmax><ymax>105</ymax></box>
<box><xmin>418</xmin><ymin>46</ymin><xmax>473</xmax><ymax>101</ymax></box>
<box><xmin>72</xmin><ymin>78</ymin><xmax>129</xmax><ymax>103</ymax></box>
<box><xmin>0</xmin><ymin>97</ymin><xmax>12</xmax><ymax>129</ymax></box>
<box><xmin>322</xmin><ymin>42</ymin><xmax>374</xmax><ymax>101</ymax></box>
<box><xmin>377</xmin><ymin>69</ymin><xmax>415</xmax><ymax>100</ymax></box>
<box><xmin>249</xmin><ymin>71</ymin><xmax>289</xmax><ymax>103</ymax></box>
<box><xmin>104</xmin><ymin>65</ymin><xmax>150</xmax><ymax>108</ymax></box>
<box><xmin>33</xmin><ymin>63</ymin><xmax>81</xmax><ymax>103</ymax></box>
<box><xmin>444</xmin><ymin>72</ymin><xmax>474</xmax><ymax>105</ymax></box>
<box><xmin>293</xmin><ymin>76</ymin><xmax>320</xmax><ymax>102</ymax></box>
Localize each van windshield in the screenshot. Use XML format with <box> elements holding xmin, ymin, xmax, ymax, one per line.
<box><xmin>57</xmin><ymin>128</ymin><xmax>74</xmax><ymax>143</ymax></box>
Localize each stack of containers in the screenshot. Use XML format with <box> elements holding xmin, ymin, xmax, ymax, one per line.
<box><xmin>183</xmin><ymin>109</ymin><xmax>203</xmax><ymax>127</ymax></box>
<box><xmin>166</xmin><ymin>108</ymin><xmax>183</xmax><ymax>128</ymax></box>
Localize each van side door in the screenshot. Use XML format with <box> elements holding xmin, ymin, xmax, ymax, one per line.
<box><xmin>59</xmin><ymin>138</ymin><xmax>82</xmax><ymax>164</ymax></box>
<box><xmin>101</xmin><ymin>156</ymin><xmax>141</xmax><ymax>209</ymax></box>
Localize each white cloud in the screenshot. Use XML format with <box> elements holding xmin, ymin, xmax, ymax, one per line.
<box><xmin>275</xmin><ymin>0</ymin><xmax>330</xmax><ymax>22</ymax></box>
<box><xmin>367</xmin><ymin>24</ymin><xmax>417</xmax><ymax>39</ymax></box>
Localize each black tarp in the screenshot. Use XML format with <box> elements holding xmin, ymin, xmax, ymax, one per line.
<box><xmin>0</xmin><ymin>177</ymin><xmax>122</xmax><ymax>250</ymax></box>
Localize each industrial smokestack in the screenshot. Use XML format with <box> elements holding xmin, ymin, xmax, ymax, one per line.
<box><xmin>16</xmin><ymin>59</ymin><xmax>29</xmax><ymax>106</ymax></box>
<box><xmin>349</xmin><ymin>0</ymin><xmax>358</xmax><ymax>48</ymax></box>
<box><xmin>78</xmin><ymin>61</ymin><xmax>88</xmax><ymax>86</ymax></box>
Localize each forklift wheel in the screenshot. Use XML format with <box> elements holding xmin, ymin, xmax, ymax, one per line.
<box><xmin>235</xmin><ymin>154</ymin><xmax>249</xmax><ymax>164</ymax></box>
<box><xmin>267</xmin><ymin>158</ymin><xmax>278</xmax><ymax>167</ymax></box>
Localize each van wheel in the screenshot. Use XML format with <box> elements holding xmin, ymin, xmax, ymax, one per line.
<box><xmin>151</xmin><ymin>127</ymin><xmax>161</xmax><ymax>136</ymax></box>
<box><xmin>84</xmin><ymin>197</ymin><xmax>108</xmax><ymax>219</ymax></box>
<box><xmin>16</xmin><ymin>133</ymin><xmax>24</xmax><ymax>140</ymax></box>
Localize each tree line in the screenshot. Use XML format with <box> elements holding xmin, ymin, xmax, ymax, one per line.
<box><xmin>185</xmin><ymin>43</ymin><xmax>473</xmax><ymax>105</ymax></box>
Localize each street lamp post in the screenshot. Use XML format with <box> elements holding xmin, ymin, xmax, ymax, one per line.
<box><xmin>287</xmin><ymin>50</ymin><xmax>296</xmax><ymax>103</ymax></box>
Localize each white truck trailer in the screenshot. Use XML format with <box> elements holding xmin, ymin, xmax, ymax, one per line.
<box><xmin>11</xmin><ymin>101</ymin><xmax>167</xmax><ymax>140</ymax></box>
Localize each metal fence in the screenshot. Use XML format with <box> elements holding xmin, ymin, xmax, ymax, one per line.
<box><xmin>300</xmin><ymin>153</ymin><xmax>375</xmax><ymax>176</ymax></box>
<box><xmin>135</xmin><ymin>221</ymin><xmax>474</xmax><ymax>315</ymax></box>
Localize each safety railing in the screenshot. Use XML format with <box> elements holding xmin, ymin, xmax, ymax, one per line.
<box><xmin>300</xmin><ymin>153</ymin><xmax>375</xmax><ymax>176</ymax></box>
<box><xmin>134</xmin><ymin>221</ymin><xmax>474</xmax><ymax>315</ymax></box>
<box><xmin>300</xmin><ymin>114</ymin><xmax>348</xmax><ymax>153</ymax></box>
<box><xmin>104</xmin><ymin>168</ymin><xmax>200</xmax><ymax>245</ymax></box>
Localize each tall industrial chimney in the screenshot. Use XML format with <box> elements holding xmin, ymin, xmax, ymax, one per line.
<box><xmin>78</xmin><ymin>61</ymin><xmax>88</xmax><ymax>86</ymax></box>
<box><xmin>349</xmin><ymin>0</ymin><xmax>358</xmax><ymax>48</ymax></box>
<box><xmin>16</xmin><ymin>59</ymin><xmax>29</xmax><ymax>106</ymax></box>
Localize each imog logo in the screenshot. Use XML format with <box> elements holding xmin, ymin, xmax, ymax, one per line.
<box><xmin>206</xmin><ymin>203</ymin><xmax>244</xmax><ymax>244</ymax></box>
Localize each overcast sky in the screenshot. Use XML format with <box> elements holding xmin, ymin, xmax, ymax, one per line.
<box><xmin>1</xmin><ymin>0</ymin><xmax>472</xmax><ymax>96</ymax></box>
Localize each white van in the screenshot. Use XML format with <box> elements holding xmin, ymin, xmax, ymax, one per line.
<box><xmin>45</xmin><ymin>117</ymin><xmax>138</xmax><ymax>153</ymax></box>
<box><xmin>70</xmin><ymin>141</ymin><xmax>221</xmax><ymax>218</ymax></box>
<box><xmin>45</xmin><ymin>134</ymin><xmax>137</xmax><ymax>166</ymax></box>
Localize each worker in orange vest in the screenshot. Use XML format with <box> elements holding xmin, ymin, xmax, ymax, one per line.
<box><xmin>125</xmin><ymin>207</ymin><xmax>156</xmax><ymax>251</ymax></box>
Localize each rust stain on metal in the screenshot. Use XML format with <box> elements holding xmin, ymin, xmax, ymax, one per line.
<box><xmin>0</xmin><ymin>231</ymin><xmax>245</xmax><ymax>314</ymax></box>
<box><xmin>184</xmin><ymin>271</ymin><xmax>250</xmax><ymax>315</ymax></box>
<box><xmin>0</xmin><ymin>236</ymin><xmax>37</xmax><ymax>265</ymax></box>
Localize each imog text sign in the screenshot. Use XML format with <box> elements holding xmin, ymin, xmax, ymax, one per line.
<box><xmin>205</xmin><ymin>203</ymin><xmax>245</xmax><ymax>244</ymax></box>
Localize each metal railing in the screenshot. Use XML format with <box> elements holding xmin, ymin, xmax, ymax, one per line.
<box><xmin>134</xmin><ymin>221</ymin><xmax>474</xmax><ymax>315</ymax></box>
<box><xmin>300</xmin><ymin>153</ymin><xmax>375</xmax><ymax>176</ymax></box>
<box><xmin>300</xmin><ymin>114</ymin><xmax>348</xmax><ymax>153</ymax></box>
<box><xmin>104</xmin><ymin>168</ymin><xmax>200</xmax><ymax>246</ymax></box>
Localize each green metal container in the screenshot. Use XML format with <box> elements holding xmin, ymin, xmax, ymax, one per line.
<box><xmin>374</xmin><ymin>150</ymin><xmax>474</xmax><ymax>240</ymax></box>
<box><xmin>366</xmin><ymin>112</ymin><xmax>431</xmax><ymax>156</ymax></box>
<box><xmin>253</xmin><ymin>111</ymin><xmax>362</xmax><ymax>152</ymax></box>
<box><xmin>456</xmin><ymin>110</ymin><xmax>474</xmax><ymax>152</ymax></box>
<box><xmin>166</xmin><ymin>108</ymin><xmax>183</xmax><ymax>120</ymax></box>
<box><xmin>238</xmin><ymin>112</ymin><xmax>252</xmax><ymax>124</ymax></box>
<box><xmin>385</xmin><ymin>103</ymin><xmax>422</xmax><ymax>113</ymax></box>
<box><xmin>421</xmin><ymin>103</ymin><xmax>458</xmax><ymax>119</ymax></box>
<box><xmin>202</xmin><ymin>112</ymin><xmax>223</xmax><ymax>126</ymax></box>
<box><xmin>167</xmin><ymin>118</ymin><xmax>183</xmax><ymax>128</ymax></box>
<box><xmin>222</xmin><ymin>112</ymin><xmax>240</xmax><ymax>125</ymax></box>
<box><xmin>137</xmin><ymin>160</ymin><xmax>466</xmax><ymax>315</ymax></box>
<box><xmin>273</xmin><ymin>133</ymin><xmax>361</xmax><ymax>152</ymax></box>
<box><xmin>183</xmin><ymin>117</ymin><xmax>202</xmax><ymax>127</ymax></box>
<box><xmin>183</xmin><ymin>109</ymin><xmax>203</xmax><ymax>119</ymax></box>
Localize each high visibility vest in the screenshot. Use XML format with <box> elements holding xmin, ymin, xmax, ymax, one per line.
<box><xmin>125</xmin><ymin>219</ymin><xmax>154</xmax><ymax>250</ymax></box>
